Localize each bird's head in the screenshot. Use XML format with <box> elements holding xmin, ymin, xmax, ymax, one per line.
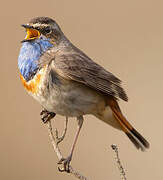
<box><xmin>18</xmin><ymin>17</ymin><xmax>65</xmax><ymax>81</ymax></box>
<box><xmin>21</xmin><ymin>17</ymin><xmax>63</xmax><ymax>44</ymax></box>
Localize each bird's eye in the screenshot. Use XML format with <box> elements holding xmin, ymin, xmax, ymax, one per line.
<box><xmin>43</xmin><ymin>26</ymin><xmax>51</xmax><ymax>34</ymax></box>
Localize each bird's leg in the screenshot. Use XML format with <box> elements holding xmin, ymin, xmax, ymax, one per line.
<box><xmin>58</xmin><ymin>115</ymin><xmax>84</xmax><ymax>173</ymax></box>
<box><xmin>55</xmin><ymin>116</ymin><xmax>68</xmax><ymax>144</ymax></box>
<box><xmin>40</xmin><ymin>109</ymin><xmax>56</xmax><ymax>123</ymax></box>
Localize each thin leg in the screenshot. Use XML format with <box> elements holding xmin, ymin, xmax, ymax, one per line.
<box><xmin>69</xmin><ymin>116</ymin><xmax>84</xmax><ymax>158</ymax></box>
<box><xmin>55</xmin><ymin>116</ymin><xmax>68</xmax><ymax>144</ymax></box>
<box><xmin>58</xmin><ymin>115</ymin><xmax>84</xmax><ymax>172</ymax></box>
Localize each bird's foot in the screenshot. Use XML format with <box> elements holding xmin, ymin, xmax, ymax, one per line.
<box><xmin>40</xmin><ymin>109</ymin><xmax>56</xmax><ymax>123</ymax></box>
<box><xmin>58</xmin><ymin>155</ymin><xmax>72</xmax><ymax>173</ymax></box>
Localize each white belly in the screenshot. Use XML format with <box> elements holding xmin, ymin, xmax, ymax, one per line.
<box><xmin>32</xmin><ymin>69</ymin><xmax>105</xmax><ymax>117</ymax></box>
<box><xmin>44</xmin><ymin>84</ymin><xmax>105</xmax><ymax>116</ymax></box>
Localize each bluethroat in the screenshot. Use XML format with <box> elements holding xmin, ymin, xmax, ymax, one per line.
<box><xmin>18</xmin><ymin>17</ymin><xmax>150</xmax><ymax>171</ymax></box>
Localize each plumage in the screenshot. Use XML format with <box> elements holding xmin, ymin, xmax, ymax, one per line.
<box><xmin>18</xmin><ymin>36</ymin><xmax>53</xmax><ymax>81</ymax></box>
<box><xmin>20</xmin><ymin>66</ymin><xmax>46</xmax><ymax>94</ymax></box>
<box><xmin>39</xmin><ymin>43</ymin><xmax>128</xmax><ymax>101</ymax></box>
<box><xmin>18</xmin><ymin>17</ymin><xmax>149</xmax><ymax>166</ymax></box>
<box><xmin>108</xmin><ymin>98</ymin><xmax>150</xmax><ymax>150</ymax></box>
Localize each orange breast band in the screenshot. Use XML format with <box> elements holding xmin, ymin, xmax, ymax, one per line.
<box><xmin>20</xmin><ymin>67</ymin><xmax>46</xmax><ymax>94</ymax></box>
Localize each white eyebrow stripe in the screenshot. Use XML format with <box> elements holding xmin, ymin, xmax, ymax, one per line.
<box><xmin>32</xmin><ymin>23</ymin><xmax>49</xmax><ymax>27</ymax></box>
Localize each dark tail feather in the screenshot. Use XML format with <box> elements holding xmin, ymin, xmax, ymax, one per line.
<box><xmin>130</xmin><ymin>128</ymin><xmax>150</xmax><ymax>149</ymax></box>
<box><xmin>126</xmin><ymin>132</ymin><xmax>144</xmax><ymax>150</ymax></box>
<box><xmin>125</xmin><ymin>128</ymin><xmax>150</xmax><ymax>151</ymax></box>
<box><xmin>108</xmin><ymin>98</ymin><xmax>150</xmax><ymax>151</ymax></box>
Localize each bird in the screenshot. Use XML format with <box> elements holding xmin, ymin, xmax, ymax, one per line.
<box><xmin>18</xmin><ymin>17</ymin><xmax>150</xmax><ymax>172</ymax></box>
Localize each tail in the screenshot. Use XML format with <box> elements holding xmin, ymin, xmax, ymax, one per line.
<box><xmin>108</xmin><ymin>98</ymin><xmax>150</xmax><ymax>151</ymax></box>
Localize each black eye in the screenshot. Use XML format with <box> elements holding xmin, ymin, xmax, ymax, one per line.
<box><xmin>43</xmin><ymin>26</ymin><xmax>51</xmax><ymax>34</ymax></box>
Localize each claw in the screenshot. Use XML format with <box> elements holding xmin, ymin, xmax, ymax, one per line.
<box><xmin>40</xmin><ymin>109</ymin><xmax>56</xmax><ymax>123</ymax></box>
<box><xmin>58</xmin><ymin>155</ymin><xmax>72</xmax><ymax>173</ymax></box>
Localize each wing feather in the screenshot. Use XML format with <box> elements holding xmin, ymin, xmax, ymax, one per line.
<box><xmin>40</xmin><ymin>46</ymin><xmax>128</xmax><ymax>101</ymax></box>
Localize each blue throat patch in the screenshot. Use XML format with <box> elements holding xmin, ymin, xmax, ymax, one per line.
<box><xmin>18</xmin><ymin>36</ymin><xmax>53</xmax><ymax>81</ymax></box>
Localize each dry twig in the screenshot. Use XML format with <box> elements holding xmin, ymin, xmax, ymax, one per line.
<box><xmin>45</xmin><ymin>114</ymin><xmax>126</xmax><ymax>180</ymax></box>
<box><xmin>46</xmin><ymin>118</ymin><xmax>88</xmax><ymax>180</ymax></box>
<box><xmin>111</xmin><ymin>144</ymin><xmax>127</xmax><ymax>180</ymax></box>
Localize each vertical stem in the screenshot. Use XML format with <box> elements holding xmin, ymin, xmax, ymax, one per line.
<box><xmin>47</xmin><ymin>121</ymin><xmax>63</xmax><ymax>160</ymax></box>
<box><xmin>111</xmin><ymin>144</ymin><xmax>127</xmax><ymax>180</ymax></box>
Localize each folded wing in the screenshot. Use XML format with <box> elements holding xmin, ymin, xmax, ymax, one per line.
<box><xmin>40</xmin><ymin>46</ymin><xmax>128</xmax><ymax>101</ymax></box>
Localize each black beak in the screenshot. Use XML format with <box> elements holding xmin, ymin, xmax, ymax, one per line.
<box><xmin>21</xmin><ymin>39</ymin><xmax>29</xmax><ymax>43</ymax></box>
<box><xmin>21</xmin><ymin>24</ymin><xmax>34</xmax><ymax>29</ymax></box>
<box><xmin>21</xmin><ymin>38</ymin><xmax>35</xmax><ymax>43</ymax></box>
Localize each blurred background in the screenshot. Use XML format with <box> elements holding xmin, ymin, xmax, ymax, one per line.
<box><xmin>1</xmin><ymin>0</ymin><xmax>163</xmax><ymax>179</ymax></box>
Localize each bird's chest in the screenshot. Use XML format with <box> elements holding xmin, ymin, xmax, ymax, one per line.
<box><xmin>18</xmin><ymin>37</ymin><xmax>54</xmax><ymax>101</ymax></box>
<box><xmin>19</xmin><ymin>66</ymin><xmax>48</xmax><ymax>100</ymax></box>
<box><xmin>21</xmin><ymin>68</ymin><xmax>104</xmax><ymax>117</ymax></box>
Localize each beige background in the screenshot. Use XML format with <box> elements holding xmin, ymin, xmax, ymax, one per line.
<box><xmin>0</xmin><ymin>0</ymin><xmax>162</xmax><ymax>179</ymax></box>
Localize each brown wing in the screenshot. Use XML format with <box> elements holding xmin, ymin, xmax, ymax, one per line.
<box><xmin>40</xmin><ymin>46</ymin><xmax>128</xmax><ymax>101</ymax></box>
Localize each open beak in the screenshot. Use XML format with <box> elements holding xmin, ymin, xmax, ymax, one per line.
<box><xmin>21</xmin><ymin>24</ymin><xmax>40</xmax><ymax>42</ymax></box>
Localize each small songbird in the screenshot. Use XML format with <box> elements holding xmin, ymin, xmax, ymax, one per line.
<box><xmin>18</xmin><ymin>17</ymin><xmax>149</xmax><ymax>171</ymax></box>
